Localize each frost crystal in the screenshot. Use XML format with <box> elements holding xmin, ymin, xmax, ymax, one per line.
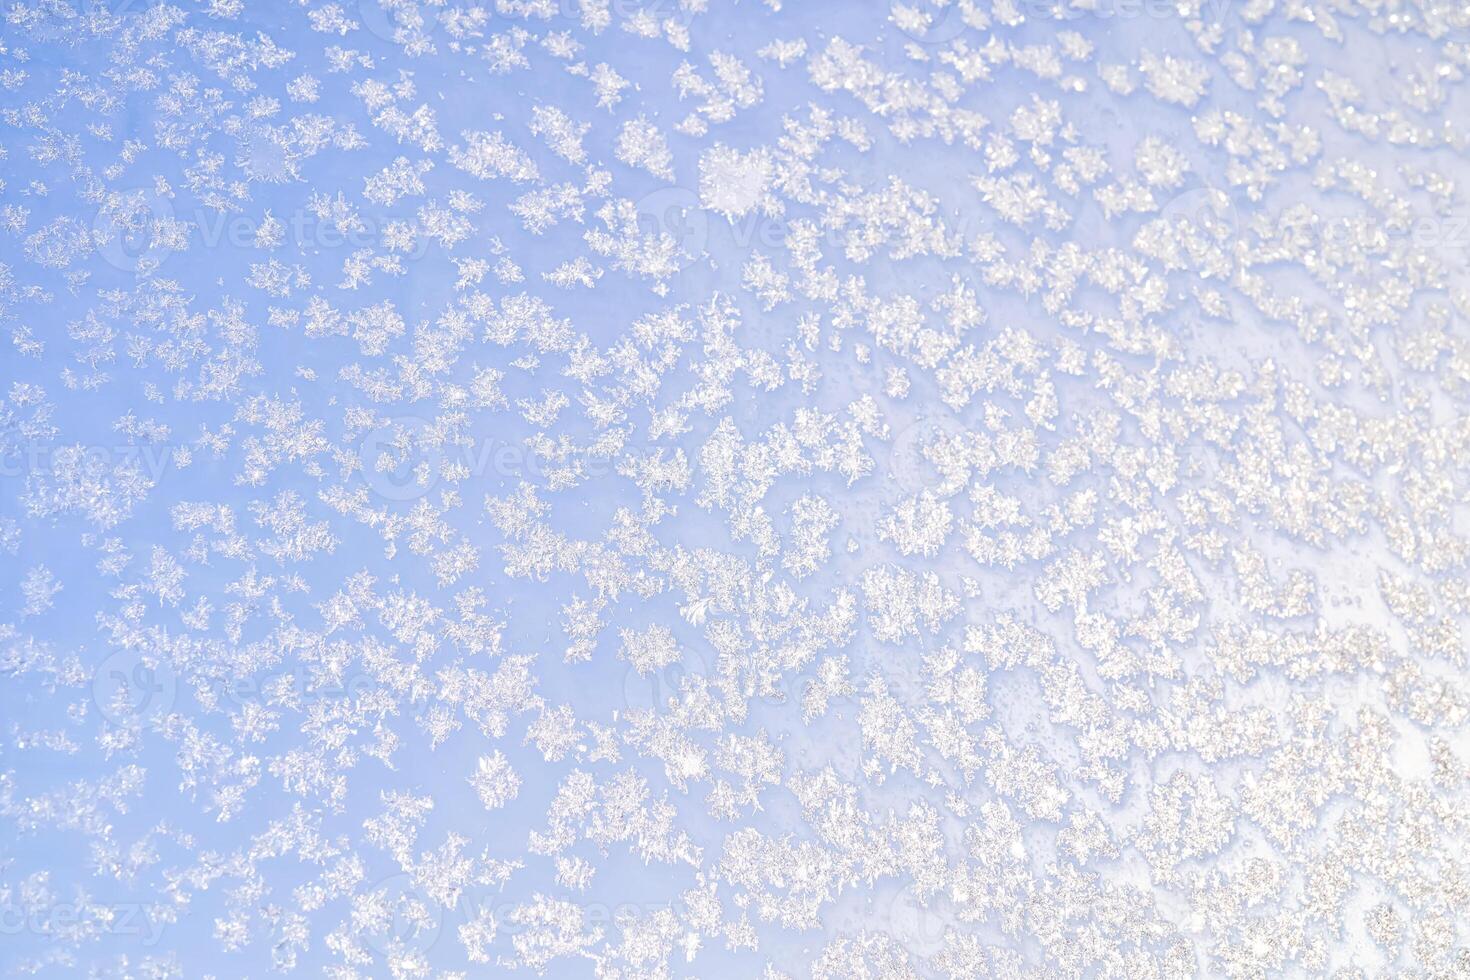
<box><xmin>2</xmin><ymin>2</ymin><xmax>1469</xmax><ymax>977</ymax></box>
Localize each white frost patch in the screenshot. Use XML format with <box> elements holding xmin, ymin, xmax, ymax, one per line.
<box><xmin>698</xmin><ymin>144</ymin><xmax>773</xmax><ymax>220</ymax></box>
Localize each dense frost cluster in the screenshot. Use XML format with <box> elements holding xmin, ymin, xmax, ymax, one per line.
<box><xmin>2</xmin><ymin>0</ymin><xmax>1470</xmax><ymax>976</ymax></box>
